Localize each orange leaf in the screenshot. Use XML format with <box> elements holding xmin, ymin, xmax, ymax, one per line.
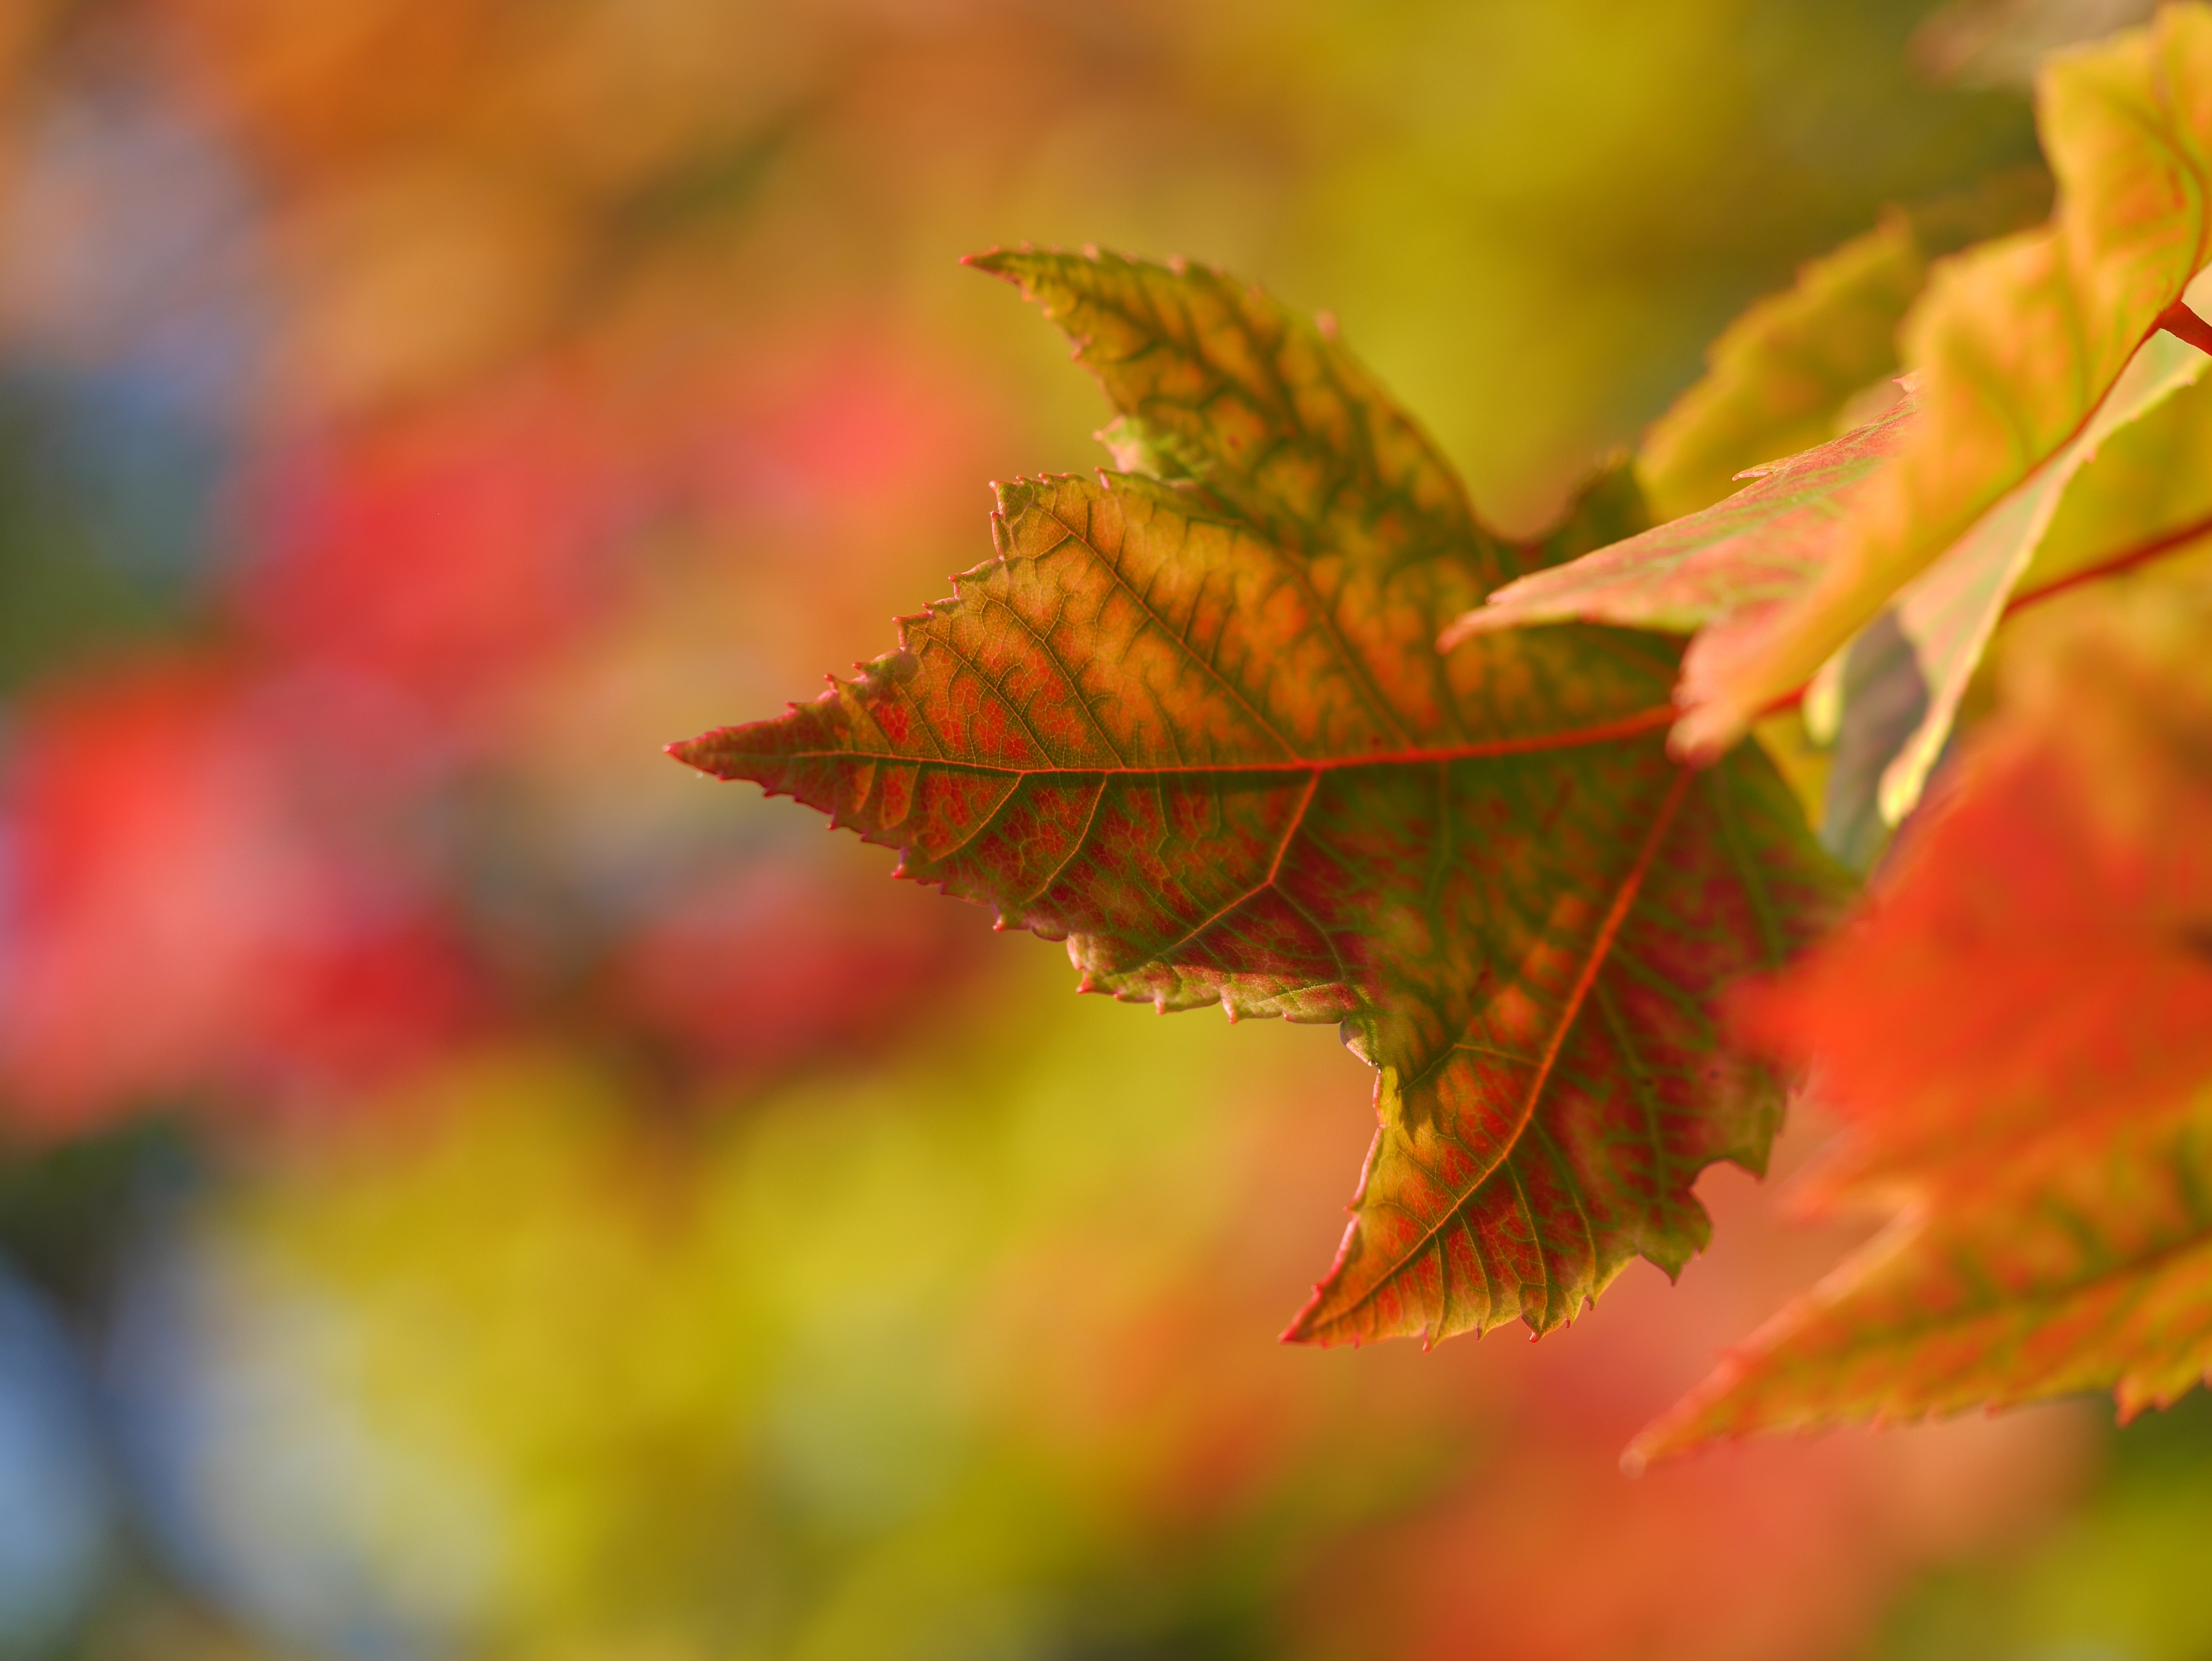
<box><xmin>1634</xmin><ymin>571</ymin><xmax>2212</xmax><ymax>1456</ymax></box>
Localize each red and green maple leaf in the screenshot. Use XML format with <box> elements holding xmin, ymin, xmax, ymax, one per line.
<box><xmin>672</xmin><ymin>250</ymin><xmax>1842</xmax><ymax>1345</ymax></box>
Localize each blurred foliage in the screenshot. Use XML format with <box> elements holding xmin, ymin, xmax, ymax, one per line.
<box><xmin>1877</xmin><ymin>1393</ymin><xmax>2212</xmax><ymax>1661</ymax></box>
<box><xmin>106</xmin><ymin>1005</ymin><xmax>1409</xmax><ymax>1660</ymax></box>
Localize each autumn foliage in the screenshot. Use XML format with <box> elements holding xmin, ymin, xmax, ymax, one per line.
<box><xmin>685</xmin><ymin>5</ymin><xmax>2212</xmax><ymax>1454</ymax></box>
<box><xmin>9</xmin><ymin>0</ymin><xmax>2212</xmax><ymax>1654</ymax></box>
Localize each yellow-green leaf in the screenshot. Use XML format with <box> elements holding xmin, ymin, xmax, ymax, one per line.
<box><xmin>1672</xmin><ymin>5</ymin><xmax>2212</xmax><ymax>758</ymax></box>
<box><xmin>1637</xmin><ymin>169</ymin><xmax>2049</xmax><ymax>521</ymax></box>
<box><xmin>1637</xmin><ymin>216</ymin><xmax>1927</xmax><ymax>522</ymax></box>
<box><xmin>1869</xmin><ymin>313</ymin><xmax>2210</xmax><ymax>822</ymax></box>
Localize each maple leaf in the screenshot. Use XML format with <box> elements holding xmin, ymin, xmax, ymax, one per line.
<box><xmin>1631</xmin><ymin>571</ymin><xmax>2212</xmax><ymax>1458</ymax></box>
<box><xmin>1446</xmin><ymin>107</ymin><xmax>2198</xmax><ymax>862</ymax></box>
<box><xmin>672</xmin><ymin>249</ymin><xmax>1842</xmax><ymax>1345</ymax></box>
<box><xmin>1670</xmin><ymin>5</ymin><xmax>2212</xmax><ymax>758</ymax></box>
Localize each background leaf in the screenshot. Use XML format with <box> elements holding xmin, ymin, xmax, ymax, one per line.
<box><xmin>1672</xmin><ymin>5</ymin><xmax>2212</xmax><ymax>756</ymax></box>
<box><xmin>1870</xmin><ymin>315</ymin><xmax>2210</xmax><ymax>824</ymax></box>
<box><xmin>1632</xmin><ymin>1086</ymin><xmax>2212</xmax><ymax>1457</ymax></box>
<box><xmin>1636</xmin><ymin>169</ymin><xmax>2049</xmax><ymax>520</ymax></box>
<box><xmin>1633</xmin><ymin>567</ymin><xmax>2212</xmax><ymax>1456</ymax></box>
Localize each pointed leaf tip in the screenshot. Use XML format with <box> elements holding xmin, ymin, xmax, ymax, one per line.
<box><xmin>666</xmin><ymin>733</ymin><xmax>715</xmax><ymax>773</ymax></box>
<box><xmin>962</xmin><ymin>246</ymin><xmax>1016</xmax><ymax>277</ymax></box>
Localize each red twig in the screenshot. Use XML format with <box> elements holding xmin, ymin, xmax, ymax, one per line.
<box><xmin>2004</xmin><ymin>511</ymin><xmax>2212</xmax><ymax>618</ymax></box>
<box><xmin>2157</xmin><ymin>298</ymin><xmax>2212</xmax><ymax>358</ymax></box>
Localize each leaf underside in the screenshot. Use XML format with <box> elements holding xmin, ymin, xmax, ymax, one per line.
<box><xmin>675</xmin><ymin>249</ymin><xmax>1842</xmax><ymax>1345</ymax></box>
